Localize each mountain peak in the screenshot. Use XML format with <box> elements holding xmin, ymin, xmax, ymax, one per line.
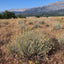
<box><xmin>1</xmin><ymin>1</ymin><xmax>64</xmax><ymax>16</ymax></box>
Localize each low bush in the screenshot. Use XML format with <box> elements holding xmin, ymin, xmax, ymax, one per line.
<box><xmin>17</xmin><ymin>14</ymin><xmax>26</xmax><ymax>18</ymax></box>
<box><xmin>28</xmin><ymin>21</ymin><xmax>33</xmax><ymax>25</ymax></box>
<box><xmin>33</xmin><ymin>24</ymin><xmax>42</xmax><ymax>28</ymax></box>
<box><xmin>35</xmin><ymin>15</ymin><xmax>40</xmax><ymax>18</ymax></box>
<box><xmin>39</xmin><ymin>21</ymin><xmax>45</xmax><ymax>24</ymax></box>
<box><xmin>53</xmin><ymin>24</ymin><xmax>61</xmax><ymax>30</ymax></box>
<box><xmin>53</xmin><ymin>21</ymin><xmax>61</xmax><ymax>30</ymax></box>
<box><xmin>45</xmin><ymin>24</ymin><xmax>49</xmax><ymax>27</ymax></box>
<box><xmin>7</xmin><ymin>30</ymin><xmax>56</xmax><ymax>63</ymax></box>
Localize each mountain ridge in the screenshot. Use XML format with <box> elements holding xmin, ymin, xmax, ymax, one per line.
<box><xmin>1</xmin><ymin>1</ymin><xmax>64</xmax><ymax>16</ymax></box>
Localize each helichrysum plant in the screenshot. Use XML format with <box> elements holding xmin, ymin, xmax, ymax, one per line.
<box><xmin>7</xmin><ymin>30</ymin><xmax>55</xmax><ymax>63</ymax></box>
<box><xmin>53</xmin><ymin>21</ymin><xmax>61</xmax><ymax>30</ymax></box>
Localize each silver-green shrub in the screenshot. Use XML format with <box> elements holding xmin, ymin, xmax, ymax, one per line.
<box><xmin>53</xmin><ymin>21</ymin><xmax>61</xmax><ymax>30</ymax></box>
<box><xmin>7</xmin><ymin>30</ymin><xmax>55</xmax><ymax>61</ymax></box>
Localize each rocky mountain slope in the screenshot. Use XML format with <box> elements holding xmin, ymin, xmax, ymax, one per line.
<box><xmin>1</xmin><ymin>1</ymin><xmax>64</xmax><ymax>16</ymax></box>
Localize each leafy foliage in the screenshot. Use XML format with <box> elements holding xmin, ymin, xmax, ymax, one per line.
<box><xmin>0</xmin><ymin>11</ymin><xmax>16</xmax><ymax>19</ymax></box>
<box><xmin>0</xmin><ymin>14</ymin><xmax>3</xmax><ymax>19</ymax></box>
<box><xmin>35</xmin><ymin>15</ymin><xmax>41</xmax><ymax>18</ymax></box>
<box><xmin>3</xmin><ymin>11</ymin><xmax>16</xmax><ymax>19</ymax></box>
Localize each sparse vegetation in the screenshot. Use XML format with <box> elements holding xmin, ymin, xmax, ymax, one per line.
<box><xmin>0</xmin><ymin>17</ymin><xmax>64</xmax><ymax>64</ymax></box>
<box><xmin>7</xmin><ymin>30</ymin><xmax>55</xmax><ymax>63</ymax></box>
<box><xmin>33</xmin><ymin>24</ymin><xmax>42</xmax><ymax>28</ymax></box>
<box><xmin>39</xmin><ymin>21</ymin><xmax>45</xmax><ymax>24</ymax></box>
<box><xmin>53</xmin><ymin>21</ymin><xmax>61</xmax><ymax>30</ymax></box>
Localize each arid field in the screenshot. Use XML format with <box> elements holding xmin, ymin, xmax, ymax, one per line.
<box><xmin>0</xmin><ymin>17</ymin><xmax>64</xmax><ymax>64</ymax></box>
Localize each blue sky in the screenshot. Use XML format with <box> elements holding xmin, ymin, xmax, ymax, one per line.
<box><xmin>0</xmin><ymin>0</ymin><xmax>64</xmax><ymax>11</ymax></box>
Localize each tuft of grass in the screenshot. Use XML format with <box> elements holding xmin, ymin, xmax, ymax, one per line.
<box><xmin>33</xmin><ymin>24</ymin><xmax>42</xmax><ymax>29</ymax></box>
<box><xmin>28</xmin><ymin>21</ymin><xmax>33</xmax><ymax>25</ymax></box>
<box><xmin>18</xmin><ymin>20</ymin><xmax>24</xmax><ymax>24</ymax></box>
<box><xmin>0</xmin><ymin>21</ymin><xmax>9</xmax><ymax>25</ymax></box>
<box><xmin>39</xmin><ymin>21</ymin><xmax>45</xmax><ymax>24</ymax></box>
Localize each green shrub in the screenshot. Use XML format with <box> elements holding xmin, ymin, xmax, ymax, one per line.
<box><xmin>53</xmin><ymin>21</ymin><xmax>61</xmax><ymax>30</ymax></box>
<box><xmin>3</xmin><ymin>11</ymin><xmax>16</xmax><ymax>19</ymax></box>
<box><xmin>39</xmin><ymin>21</ymin><xmax>45</xmax><ymax>24</ymax></box>
<box><xmin>17</xmin><ymin>14</ymin><xmax>26</xmax><ymax>18</ymax></box>
<box><xmin>17</xmin><ymin>14</ymin><xmax>22</xmax><ymax>18</ymax></box>
<box><xmin>53</xmin><ymin>24</ymin><xmax>61</xmax><ymax>30</ymax></box>
<box><xmin>35</xmin><ymin>15</ymin><xmax>40</xmax><ymax>18</ymax></box>
<box><xmin>33</xmin><ymin>24</ymin><xmax>42</xmax><ymax>28</ymax></box>
<box><xmin>28</xmin><ymin>21</ymin><xmax>33</xmax><ymax>25</ymax></box>
<box><xmin>0</xmin><ymin>14</ymin><xmax>3</xmax><ymax>19</ymax></box>
<box><xmin>7</xmin><ymin>31</ymin><xmax>55</xmax><ymax>62</ymax></box>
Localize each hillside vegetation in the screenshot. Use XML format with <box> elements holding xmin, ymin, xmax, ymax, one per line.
<box><xmin>0</xmin><ymin>17</ymin><xmax>64</xmax><ymax>64</ymax></box>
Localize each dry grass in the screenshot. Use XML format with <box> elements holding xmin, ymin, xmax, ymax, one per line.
<box><xmin>0</xmin><ymin>17</ymin><xmax>64</xmax><ymax>64</ymax></box>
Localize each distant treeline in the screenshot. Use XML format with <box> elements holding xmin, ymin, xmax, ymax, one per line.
<box><xmin>0</xmin><ymin>11</ymin><xmax>26</xmax><ymax>19</ymax></box>
<box><xmin>0</xmin><ymin>10</ymin><xmax>64</xmax><ymax>19</ymax></box>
